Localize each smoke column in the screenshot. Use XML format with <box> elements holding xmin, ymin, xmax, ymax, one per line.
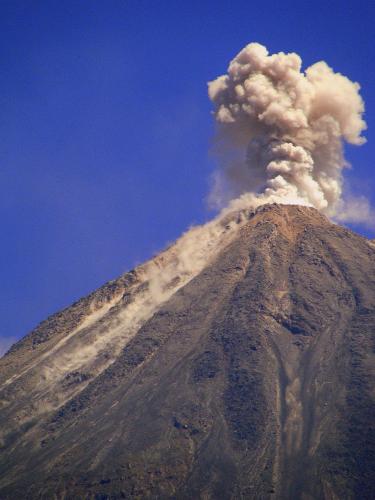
<box><xmin>208</xmin><ymin>43</ymin><xmax>370</xmax><ymax>223</ymax></box>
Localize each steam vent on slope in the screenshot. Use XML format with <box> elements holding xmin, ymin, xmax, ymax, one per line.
<box><xmin>1</xmin><ymin>205</ymin><xmax>375</xmax><ymax>499</ymax></box>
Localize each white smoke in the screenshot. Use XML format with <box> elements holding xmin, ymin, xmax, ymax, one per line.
<box><xmin>208</xmin><ymin>42</ymin><xmax>370</xmax><ymax>223</ymax></box>
<box><xmin>0</xmin><ymin>206</ymin><xmax>254</xmax><ymax>413</ymax></box>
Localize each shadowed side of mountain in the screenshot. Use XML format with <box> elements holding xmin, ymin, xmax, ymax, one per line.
<box><xmin>0</xmin><ymin>204</ymin><xmax>374</xmax><ymax>499</ymax></box>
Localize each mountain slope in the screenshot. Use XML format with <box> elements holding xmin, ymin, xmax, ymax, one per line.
<box><xmin>0</xmin><ymin>204</ymin><xmax>374</xmax><ymax>499</ymax></box>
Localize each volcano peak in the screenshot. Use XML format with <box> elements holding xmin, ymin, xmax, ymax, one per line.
<box><xmin>0</xmin><ymin>203</ymin><xmax>374</xmax><ymax>499</ymax></box>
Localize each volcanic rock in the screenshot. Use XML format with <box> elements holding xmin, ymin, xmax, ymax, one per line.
<box><xmin>0</xmin><ymin>204</ymin><xmax>374</xmax><ymax>499</ymax></box>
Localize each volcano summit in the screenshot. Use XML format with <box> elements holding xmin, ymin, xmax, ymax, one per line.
<box><xmin>0</xmin><ymin>204</ymin><xmax>374</xmax><ymax>499</ymax></box>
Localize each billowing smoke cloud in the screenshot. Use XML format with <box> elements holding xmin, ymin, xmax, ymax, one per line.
<box><xmin>208</xmin><ymin>42</ymin><xmax>370</xmax><ymax>222</ymax></box>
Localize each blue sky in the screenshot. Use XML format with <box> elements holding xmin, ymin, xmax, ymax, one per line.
<box><xmin>1</xmin><ymin>0</ymin><xmax>374</xmax><ymax>351</ymax></box>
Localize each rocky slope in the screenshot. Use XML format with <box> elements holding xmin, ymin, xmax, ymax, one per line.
<box><xmin>0</xmin><ymin>204</ymin><xmax>374</xmax><ymax>499</ymax></box>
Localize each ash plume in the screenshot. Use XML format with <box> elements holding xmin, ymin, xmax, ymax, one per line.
<box><xmin>208</xmin><ymin>42</ymin><xmax>370</xmax><ymax>222</ymax></box>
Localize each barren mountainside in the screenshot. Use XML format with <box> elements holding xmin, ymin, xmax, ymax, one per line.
<box><xmin>0</xmin><ymin>204</ymin><xmax>374</xmax><ymax>499</ymax></box>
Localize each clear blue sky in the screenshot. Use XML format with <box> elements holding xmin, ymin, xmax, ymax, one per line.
<box><xmin>1</xmin><ymin>0</ymin><xmax>374</xmax><ymax>351</ymax></box>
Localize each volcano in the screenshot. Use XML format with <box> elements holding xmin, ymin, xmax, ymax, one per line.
<box><xmin>0</xmin><ymin>204</ymin><xmax>374</xmax><ymax>499</ymax></box>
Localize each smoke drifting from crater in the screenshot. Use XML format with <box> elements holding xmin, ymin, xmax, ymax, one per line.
<box><xmin>208</xmin><ymin>42</ymin><xmax>370</xmax><ymax>222</ymax></box>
